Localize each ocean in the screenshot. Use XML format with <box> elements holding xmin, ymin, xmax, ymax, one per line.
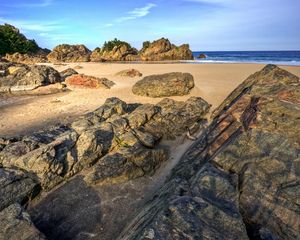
<box><xmin>190</xmin><ymin>51</ymin><xmax>300</xmax><ymax>66</ymax></box>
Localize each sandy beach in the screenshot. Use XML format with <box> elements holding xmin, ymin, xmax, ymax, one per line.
<box><xmin>1</xmin><ymin>63</ymin><xmax>300</xmax><ymax>137</ymax></box>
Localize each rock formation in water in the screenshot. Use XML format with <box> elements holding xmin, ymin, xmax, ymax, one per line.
<box><xmin>132</xmin><ymin>72</ymin><xmax>195</xmax><ymax>97</ymax></box>
<box><xmin>47</xmin><ymin>44</ymin><xmax>91</xmax><ymax>63</ymax></box>
<box><xmin>119</xmin><ymin>65</ymin><xmax>300</xmax><ymax>240</ymax></box>
<box><xmin>139</xmin><ymin>38</ymin><xmax>194</xmax><ymax>61</ymax></box>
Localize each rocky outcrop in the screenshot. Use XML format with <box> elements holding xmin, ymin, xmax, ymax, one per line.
<box><xmin>119</xmin><ymin>65</ymin><xmax>300</xmax><ymax>240</ymax></box>
<box><xmin>59</xmin><ymin>68</ymin><xmax>78</xmax><ymax>80</ymax></box>
<box><xmin>0</xmin><ymin>168</ymin><xmax>40</xmax><ymax>211</ymax></box>
<box><xmin>65</xmin><ymin>74</ymin><xmax>115</xmax><ymax>89</ymax></box>
<box><xmin>0</xmin><ymin>63</ymin><xmax>62</xmax><ymax>92</ymax></box>
<box><xmin>0</xmin><ymin>97</ymin><xmax>210</xmax><ymax>191</ymax></box>
<box><xmin>47</xmin><ymin>44</ymin><xmax>91</xmax><ymax>63</ymax></box>
<box><xmin>4</xmin><ymin>49</ymin><xmax>49</xmax><ymax>64</ymax></box>
<box><xmin>0</xmin><ymin>204</ymin><xmax>46</xmax><ymax>240</ymax></box>
<box><xmin>132</xmin><ymin>72</ymin><xmax>194</xmax><ymax>97</ymax></box>
<box><xmin>115</xmin><ymin>69</ymin><xmax>142</xmax><ymax>78</ymax></box>
<box><xmin>197</xmin><ymin>53</ymin><xmax>207</xmax><ymax>59</ymax></box>
<box><xmin>91</xmin><ymin>44</ymin><xmax>139</xmax><ymax>62</ymax></box>
<box><xmin>139</xmin><ymin>38</ymin><xmax>194</xmax><ymax>61</ymax></box>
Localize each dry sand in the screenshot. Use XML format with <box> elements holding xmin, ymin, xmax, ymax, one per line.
<box><xmin>1</xmin><ymin>63</ymin><xmax>300</xmax><ymax>137</ymax></box>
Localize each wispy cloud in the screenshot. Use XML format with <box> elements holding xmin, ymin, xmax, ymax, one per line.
<box><xmin>1</xmin><ymin>0</ymin><xmax>54</xmax><ymax>8</ymax></box>
<box><xmin>104</xmin><ymin>3</ymin><xmax>156</xmax><ymax>27</ymax></box>
<box><xmin>0</xmin><ymin>17</ymin><xmax>63</xmax><ymax>32</ymax></box>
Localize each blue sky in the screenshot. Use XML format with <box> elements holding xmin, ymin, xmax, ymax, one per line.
<box><xmin>0</xmin><ymin>0</ymin><xmax>299</xmax><ymax>51</ymax></box>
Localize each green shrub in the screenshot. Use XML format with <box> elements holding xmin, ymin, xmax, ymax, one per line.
<box><xmin>0</xmin><ymin>24</ymin><xmax>39</xmax><ymax>55</ymax></box>
<box><xmin>102</xmin><ymin>38</ymin><xmax>131</xmax><ymax>52</ymax></box>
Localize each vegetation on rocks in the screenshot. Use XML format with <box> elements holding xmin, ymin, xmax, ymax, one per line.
<box><xmin>0</xmin><ymin>24</ymin><xmax>39</xmax><ymax>55</ymax></box>
<box><xmin>102</xmin><ymin>38</ymin><xmax>132</xmax><ymax>52</ymax></box>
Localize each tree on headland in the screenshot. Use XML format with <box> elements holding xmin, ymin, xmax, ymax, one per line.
<box><xmin>0</xmin><ymin>24</ymin><xmax>39</xmax><ymax>55</ymax></box>
<box><xmin>102</xmin><ymin>38</ymin><xmax>132</xmax><ymax>51</ymax></box>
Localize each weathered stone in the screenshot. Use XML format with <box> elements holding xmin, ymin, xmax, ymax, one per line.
<box><xmin>65</xmin><ymin>74</ymin><xmax>115</xmax><ymax>89</ymax></box>
<box><xmin>0</xmin><ymin>168</ymin><xmax>40</xmax><ymax>211</ymax></box>
<box><xmin>119</xmin><ymin>65</ymin><xmax>300</xmax><ymax>240</ymax></box>
<box><xmin>91</xmin><ymin>44</ymin><xmax>139</xmax><ymax>62</ymax></box>
<box><xmin>4</xmin><ymin>50</ymin><xmax>49</xmax><ymax>64</ymax></box>
<box><xmin>59</xmin><ymin>68</ymin><xmax>78</xmax><ymax>79</ymax></box>
<box><xmin>132</xmin><ymin>72</ymin><xmax>195</xmax><ymax>97</ymax></box>
<box><xmin>139</xmin><ymin>38</ymin><xmax>193</xmax><ymax>61</ymax></box>
<box><xmin>0</xmin><ymin>64</ymin><xmax>61</xmax><ymax>92</ymax></box>
<box><xmin>48</xmin><ymin>44</ymin><xmax>91</xmax><ymax>63</ymax></box>
<box><xmin>197</xmin><ymin>53</ymin><xmax>207</xmax><ymax>59</ymax></box>
<box><xmin>85</xmin><ymin>146</ymin><xmax>167</xmax><ymax>186</ymax></box>
<box><xmin>0</xmin><ymin>204</ymin><xmax>46</xmax><ymax>240</ymax></box>
<box><xmin>115</xmin><ymin>69</ymin><xmax>142</xmax><ymax>77</ymax></box>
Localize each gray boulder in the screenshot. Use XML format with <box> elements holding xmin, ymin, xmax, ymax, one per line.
<box><xmin>132</xmin><ymin>72</ymin><xmax>195</xmax><ymax>97</ymax></box>
<box><xmin>0</xmin><ymin>64</ymin><xmax>61</xmax><ymax>92</ymax></box>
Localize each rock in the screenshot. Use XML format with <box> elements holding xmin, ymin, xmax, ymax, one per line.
<box><xmin>139</xmin><ymin>38</ymin><xmax>194</xmax><ymax>61</ymax></box>
<box><xmin>115</xmin><ymin>69</ymin><xmax>142</xmax><ymax>77</ymax></box>
<box><xmin>91</xmin><ymin>44</ymin><xmax>139</xmax><ymax>62</ymax></box>
<box><xmin>60</xmin><ymin>68</ymin><xmax>78</xmax><ymax>80</ymax></box>
<box><xmin>73</xmin><ymin>65</ymin><xmax>83</xmax><ymax>69</ymax></box>
<box><xmin>119</xmin><ymin>65</ymin><xmax>300</xmax><ymax>240</ymax></box>
<box><xmin>132</xmin><ymin>72</ymin><xmax>195</xmax><ymax>97</ymax></box>
<box><xmin>4</xmin><ymin>50</ymin><xmax>49</xmax><ymax>64</ymax></box>
<box><xmin>47</xmin><ymin>44</ymin><xmax>91</xmax><ymax>63</ymax></box>
<box><xmin>65</xmin><ymin>74</ymin><xmax>115</xmax><ymax>89</ymax></box>
<box><xmin>85</xmin><ymin>146</ymin><xmax>167</xmax><ymax>185</ymax></box>
<box><xmin>0</xmin><ymin>63</ymin><xmax>62</xmax><ymax>92</ymax></box>
<box><xmin>0</xmin><ymin>168</ymin><xmax>40</xmax><ymax>211</ymax></box>
<box><xmin>0</xmin><ymin>204</ymin><xmax>46</xmax><ymax>240</ymax></box>
<box><xmin>197</xmin><ymin>53</ymin><xmax>207</xmax><ymax>59</ymax></box>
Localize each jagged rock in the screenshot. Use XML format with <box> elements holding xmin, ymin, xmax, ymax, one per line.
<box><xmin>0</xmin><ymin>63</ymin><xmax>61</xmax><ymax>92</ymax></box>
<box><xmin>0</xmin><ymin>168</ymin><xmax>40</xmax><ymax>211</ymax></box>
<box><xmin>59</xmin><ymin>68</ymin><xmax>78</xmax><ymax>80</ymax></box>
<box><xmin>0</xmin><ymin>204</ymin><xmax>46</xmax><ymax>240</ymax></box>
<box><xmin>4</xmin><ymin>50</ymin><xmax>49</xmax><ymax>64</ymax></box>
<box><xmin>139</xmin><ymin>38</ymin><xmax>193</xmax><ymax>61</ymax></box>
<box><xmin>91</xmin><ymin>44</ymin><xmax>139</xmax><ymax>62</ymax></box>
<box><xmin>115</xmin><ymin>69</ymin><xmax>142</xmax><ymax>77</ymax></box>
<box><xmin>65</xmin><ymin>74</ymin><xmax>115</xmax><ymax>89</ymax></box>
<box><xmin>47</xmin><ymin>44</ymin><xmax>91</xmax><ymax>63</ymax></box>
<box><xmin>85</xmin><ymin>146</ymin><xmax>167</xmax><ymax>185</ymax></box>
<box><xmin>118</xmin><ymin>65</ymin><xmax>300</xmax><ymax>240</ymax></box>
<box><xmin>132</xmin><ymin>72</ymin><xmax>195</xmax><ymax>97</ymax></box>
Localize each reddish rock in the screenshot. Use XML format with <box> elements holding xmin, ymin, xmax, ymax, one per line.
<box><xmin>65</xmin><ymin>74</ymin><xmax>115</xmax><ymax>89</ymax></box>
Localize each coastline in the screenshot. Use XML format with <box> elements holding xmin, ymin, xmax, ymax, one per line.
<box><xmin>1</xmin><ymin>62</ymin><xmax>300</xmax><ymax>137</ymax></box>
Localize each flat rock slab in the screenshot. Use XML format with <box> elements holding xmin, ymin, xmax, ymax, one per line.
<box><xmin>132</xmin><ymin>72</ymin><xmax>194</xmax><ymax>97</ymax></box>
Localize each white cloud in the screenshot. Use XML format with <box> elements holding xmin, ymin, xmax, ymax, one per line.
<box><xmin>0</xmin><ymin>17</ymin><xmax>63</xmax><ymax>32</ymax></box>
<box><xmin>1</xmin><ymin>0</ymin><xmax>54</xmax><ymax>8</ymax></box>
<box><xmin>104</xmin><ymin>3</ymin><xmax>156</xmax><ymax>27</ymax></box>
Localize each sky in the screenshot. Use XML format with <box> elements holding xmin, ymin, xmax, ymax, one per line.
<box><xmin>0</xmin><ymin>0</ymin><xmax>300</xmax><ymax>51</ymax></box>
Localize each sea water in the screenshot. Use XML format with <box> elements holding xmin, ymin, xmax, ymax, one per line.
<box><xmin>189</xmin><ymin>51</ymin><xmax>300</xmax><ymax>66</ymax></box>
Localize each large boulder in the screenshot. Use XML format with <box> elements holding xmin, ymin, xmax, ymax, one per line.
<box><xmin>91</xmin><ymin>44</ymin><xmax>139</xmax><ymax>62</ymax></box>
<box><xmin>0</xmin><ymin>204</ymin><xmax>46</xmax><ymax>240</ymax></box>
<box><xmin>139</xmin><ymin>38</ymin><xmax>194</xmax><ymax>61</ymax></box>
<box><xmin>0</xmin><ymin>63</ymin><xmax>62</xmax><ymax>92</ymax></box>
<box><xmin>132</xmin><ymin>72</ymin><xmax>195</xmax><ymax>97</ymax></box>
<box><xmin>119</xmin><ymin>65</ymin><xmax>300</xmax><ymax>240</ymax></box>
<box><xmin>65</xmin><ymin>74</ymin><xmax>115</xmax><ymax>89</ymax></box>
<box><xmin>47</xmin><ymin>44</ymin><xmax>91</xmax><ymax>63</ymax></box>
